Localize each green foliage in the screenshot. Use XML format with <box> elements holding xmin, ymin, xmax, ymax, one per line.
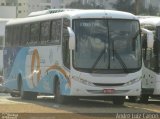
<box><xmin>111</xmin><ymin>0</ymin><xmax>135</xmax><ymax>14</ymax></box>
<box><xmin>0</xmin><ymin>69</ymin><xmax>3</xmax><ymax>76</ymax></box>
<box><xmin>66</xmin><ymin>1</ymin><xmax>104</xmax><ymax>9</ymax></box>
<box><xmin>111</xmin><ymin>0</ymin><xmax>159</xmax><ymax>16</ymax></box>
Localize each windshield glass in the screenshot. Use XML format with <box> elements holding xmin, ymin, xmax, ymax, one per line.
<box><xmin>73</xmin><ymin>19</ymin><xmax>141</xmax><ymax>73</ymax></box>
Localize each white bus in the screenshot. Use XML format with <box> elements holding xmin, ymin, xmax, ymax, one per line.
<box><xmin>4</xmin><ymin>9</ymin><xmax>142</xmax><ymax>105</ymax></box>
<box><xmin>0</xmin><ymin>18</ymin><xmax>10</xmax><ymax>75</ymax></box>
<box><xmin>136</xmin><ymin>17</ymin><xmax>160</xmax><ymax>103</ymax></box>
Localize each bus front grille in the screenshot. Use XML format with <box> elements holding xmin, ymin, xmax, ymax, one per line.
<box><xmin>93</xmin><ymin>83</ymin><xmax>125</xmax><ymax>87</ymax></box>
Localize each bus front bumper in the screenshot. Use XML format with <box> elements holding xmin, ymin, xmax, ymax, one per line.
<box><xmin>70</xmin><ymin>79</ymin><xmax>141</xmax><ymax>96</ymax></box>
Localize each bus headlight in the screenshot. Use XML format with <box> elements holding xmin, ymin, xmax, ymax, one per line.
<box><xmin>72</xmin><ymin>76</ymin><xmax>95</xmax><ymax>87</ymax></box>
<box><xmin>124</xmin><ymin>78</ymin><xmax>140</xmax><ymax>86</ymax></box>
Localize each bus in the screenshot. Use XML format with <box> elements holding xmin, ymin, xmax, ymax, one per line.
<box><xmin>4</xmin><ymin>9</ymin><xmax>142</xmax><ymax>105</ymax></box>
<box><xmin>0</xmin><ymin>18</ymin><xmax>10</xmax><ymax>75</ymax></box>
<box><xmin>136</xmin><ymin>17</ymin><xmax>160</xmax><ymax>103</ymax></box>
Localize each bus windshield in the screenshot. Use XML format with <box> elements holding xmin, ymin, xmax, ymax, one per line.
<box><xmin>73</xmin><ymin>19</ymin><xmax>141</xmax><ymax>73</ymax></box>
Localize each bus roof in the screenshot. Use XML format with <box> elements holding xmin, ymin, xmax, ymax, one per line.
<box><xmin>7</xmin><ymin>9</ymin><xmax>138</xmax><ymax>26</ymax></box>
<box><xmin>28</xmin><ymin>9</ymin><xmax>79</xmax><ymax>17</ymax></box>
<box><xmin>0</xmin><ymin>18</ymin><xmax>11</xmax><ymax>22</ymax></box>
<box><xmin>139</xmin><ymin>17</ymin><xmax>160</xmax><ymax>27</ymax></box>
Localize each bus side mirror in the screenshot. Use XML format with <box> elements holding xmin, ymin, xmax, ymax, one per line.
<box><xmin>147</xmin><ymin>31</ymin><xmax>154</xmax><ymax>48</ymax></box>
<box><xmin>67</xmin><ymin>27</ymin><xmax>75</xmax><ymax>50</ymax></box>
<box><xmin>141</xmin><ymin>28</ymin><xmax>154</xmax><ymax>48</ymax></box>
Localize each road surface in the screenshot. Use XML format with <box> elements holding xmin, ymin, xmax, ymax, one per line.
<box><xmin>0</xmin><ymin>93</ymin><xmax>160</xmax><ymax>119</ymax></box>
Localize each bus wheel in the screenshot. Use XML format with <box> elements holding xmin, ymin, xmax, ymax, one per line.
<box><xmin>19</xmin><ymin>80</ymin><xmax>37</xmax><ymax>100</ymax></box>
<box><xmin>55</xmin><ymin>79</ymin><xmax>65</xmax><ymax>104</ymax></box>
<box><xmin>10</xmin><ymin>92</ymin><xmax>20</xmax><ymax>97</ymax></box>
<box><xmin>26</xmin><ymin>92</ymin><xmax>37</xmax><ymax>100</ymax></box>
<box><xmin>19</xmin><ymin>79</ymin><xmax>27</xmax><ymax>99</ymax></box>
<box><xmin>139</xmin><ymin>95</ymin><xmax>149</xmax><ymax>103</ymax></box>
<box><xmin>128</xmin><ymin>96</ymin><xmax>139</xmax><ymax>102</ymax></box>
<box><xmin>112</xmin><ymin>96</ymin><xmax>125</xmax><ymax>105</ymax></box>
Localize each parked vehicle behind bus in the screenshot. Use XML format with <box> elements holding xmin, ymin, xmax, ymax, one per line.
<box><xmin>4</xmin><ymin>9</ymin><xmax>142</xmax><ymax>105</ymax></box>
<box><xmin>139</xmin><ymin>17</ymin><xmax>160</xmax><ymax>103</ymax></box>
<box><xmin>129</xmin><ymin>16</ymin><xmax>160</xmax><ymax>103</ymax></box>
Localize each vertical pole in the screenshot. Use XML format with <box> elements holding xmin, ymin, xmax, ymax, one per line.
<box><xmin>135</xmin><ymin>0</ymin><xmax>139</xmax><ymax>15</ymax></box>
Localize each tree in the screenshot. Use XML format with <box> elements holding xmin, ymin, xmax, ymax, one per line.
<box><xmin>66</xmin><ymin>1</ymin><xmax>104</xmax><ymax>9</ymax></box>
<box><xmin>111</xmin><ymin>0</ymin><xmax>135</xmax><ymax>14</ymax></box>
<box><xmin>148</xmin><ymin>5</ymin><xmax>159</xmax><ymax>16</ymax></box>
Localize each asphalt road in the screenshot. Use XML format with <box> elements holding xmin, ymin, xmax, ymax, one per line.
<box><xmin>0</xmin><ymin>93</ymin><xmax>160</xmax><ymax>119</ymax></box>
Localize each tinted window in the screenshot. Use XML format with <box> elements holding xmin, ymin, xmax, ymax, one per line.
<box><xmin>40</xmin><ymin>21</ymin><xmax>50</xmax><ymax>45</ymax></box>
<box><xmin>5</xmin><ymin>26</ymin><xmax>10</xmax><ymax>47</ymax></box>
<box><xmin>21</xmin><ymin>24</ymin><xmax>30</xmax><ymax>46</ymax></box>
<box><xmin>51</xmin><ymin>19</ymin><xmax>61</xmax><ymax>44</ymax></box>
<box><xmin>15</xmin><ymin>25</ymin><xmax>21</xmax><ymax>46</ymax></box>
<box><xmin>30</xmin><ymin>23</ymin><xmax>40</xmax><ymax>45</ymax></box>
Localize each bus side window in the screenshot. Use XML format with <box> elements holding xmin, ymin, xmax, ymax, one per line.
<box><xmin>8</xmin><ymin>26</ymin><xmax>13</xmax><ymax>47</ymax></box>
<box><xmin>40</xmin><ymin>21</ymin><xmax>50</xmax><ymax>45</ymax></box>
<box><xmin>50</xmin><ymin>19</ymin><xmax>61</xmax><ymax>45</ymax></box>
<box><xmin>5</xmin><ymin>26</ymin><xmax>10</xmax><ymax>47</ymax></box>
<box><xmin>21</xmin><ymin>24</ymin><xmax>30</xmax><ymax>46</ymax></box>
<box><xmin>16</xmin><ymin>25</ymin><xmax>21</xmax><ymax>47</ymax></box>
<box><xmin>11</xmin><ymin>26</ymin><xmax>14</xmax><ymax>47</ymax></box>
<box><xmin>62</xmin><ymin>18</ymin><xmax>70</xmax><ymax>69</ymax></box>
<box><xmin>30</xmin><ymin>23</ymin><xmax>40</xmax><ymax>46</ymax></box>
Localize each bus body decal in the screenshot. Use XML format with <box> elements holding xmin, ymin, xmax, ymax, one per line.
<box><xmin>46</xmin><ymin>64</ymin><xmax>71</xmax><ymax>88</ymax></box>
<box><xmin>31</xmin><ymin>49</ymin><xmax>41</xmax><ymax>88</ymax></box>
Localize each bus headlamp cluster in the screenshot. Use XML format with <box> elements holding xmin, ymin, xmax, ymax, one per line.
<box><xmin>72</xmin><ymin>76</ymin><xmax>95</xmax><ymax>87</ymax></box>
<box><xmin>124</xmin><ymin>78</ymin><xmax>140</xmax><ymax>86</ymax></box>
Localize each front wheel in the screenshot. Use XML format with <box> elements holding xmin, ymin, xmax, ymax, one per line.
<box><xmin>139</xmin><ymin>95</ymin><xmax>149</xmax><ymax>103</ymax></box>
<box><xmin>112</xmin><ymin>96</ymin><xmax>125</xmax><ymax>105</ymax></box>
<box><xmin>128</xmin><ymin>96</ymin><xmax>139</xmax><ymax>103</ymax></box>
<box><xmin>19</xmin><ymin>80</ymin><xmax>37</xmax><ymax>100</ymax></box>
<box><xmin>10</xmin><ymin>92</ymin><xmax>20</xmax><ymax>97</ymax></box>
<box><xmin>55</xmin><ymin>79</ymin><xmax>66</xmax><ymax>104</ymax></box>
<box><xmin>19</xmin><ymin>79</ymin><xmax>28</xmax><ymax>99</ymax></box>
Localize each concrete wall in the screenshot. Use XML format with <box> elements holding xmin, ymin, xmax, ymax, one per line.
<box><xmin>0</xmin><ymin>6</ymin><xmax>16</xmax><ymax>18</ymax></box>
<box><xmin>0</xmin><ymin>19</ymin><xmax>10</xmax><ymax>75</ymax></box>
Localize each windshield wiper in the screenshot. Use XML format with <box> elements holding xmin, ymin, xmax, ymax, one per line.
<box><xmin>90</xmin><ymin>48</ymin><xmax>106</xmax><ymax>73</ymax></box>
<box><xmin>114</xmin><ymin>50</ymin><xmax>128</xmax><ymax>73</ymax></box>
<box><xmin>111</xmin><ymin>40</ymin><xmax>128</xmax><ymax>73</ymax></box>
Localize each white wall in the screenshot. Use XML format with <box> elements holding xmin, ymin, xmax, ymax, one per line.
<box><xmin>0</xmin><ymin>6</ymin><xmax>16</xmax><ymax>18</ymax></box>
<box><xmin>0</xmin><ymin>22</ymin><xmax>5</xmax><ymax>36</ymax></box>
<box><xmin>17</xmin><ymin>0</ymin><xmax>29</xmax><ymax>18</ymax></box>
<box><xmin>0</xmin><ymin>20</ymin><xmax>10</xmax><ymax>75</ymax></box>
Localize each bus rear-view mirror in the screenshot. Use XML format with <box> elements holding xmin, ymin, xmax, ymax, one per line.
<box><xmin>141</xmin><ymin>28</ymin><xmax>154</xmax><ymax>48</ymax></box>
<box><xmin>147</xmin><ymin>31</ymin><xmax>154</xmax><ymax>48</ymax></box>
<box><xmin>67</xmin><ymin>27</ymin><xmax>75</xmax><ymax>50</ymax></box>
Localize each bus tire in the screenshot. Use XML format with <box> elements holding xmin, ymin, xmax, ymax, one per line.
<box><xmin>128</xmin><ymin>96</ymin><xmax>139</xmax><ymax>102</ymax></box>
<box><xmin>19</xmin><ymin>81</ymin><xmax>37</xmax><ymax>100</ymax></box>
<box><xmin>112</xmin><ymin>96</ymin><xmax>125</xmax><ymax>105</ymax></box>
<box><xmin>10</xmin><ymin>92</ymin><xmax>20</xmax><ymax>97</ymax></box>
<box><xmin>54</xmin><ymin>79</ymin><xmax>66</xmax><ymax>104</ymax></box>
<box><xmin>139</xmin><ymin>95</ymin><xmax>149</xmax><ymax>103</ymax></box>
<box><xmin>26</xmin><ymin>92</ymin><xmax>37</xmax><ymax>100</ymax></box>
<box><xmin>19</xmin><ymin>79</ymin><xmax>28</xmax><ymax>99</ymax></box>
